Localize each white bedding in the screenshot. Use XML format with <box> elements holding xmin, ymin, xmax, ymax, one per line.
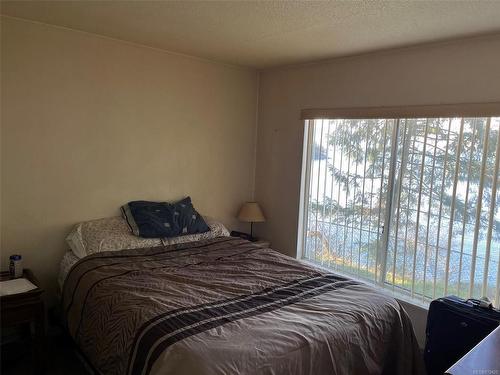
<box><xmin>59</xmin><ymin>250</ymin><xmax>80</xmax><ymax>290</ymax></box>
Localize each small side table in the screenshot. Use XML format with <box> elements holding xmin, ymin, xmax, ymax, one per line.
<box><xmin>1</xmin><ymin>269</ymin><xmax>46</xmax><ymax>374</ymax></box>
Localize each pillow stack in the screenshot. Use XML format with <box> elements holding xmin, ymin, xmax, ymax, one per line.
<box><xmin>66</xmin><ymin>197</ymin><xmax>226</xmax><ymax>259</ymax></box>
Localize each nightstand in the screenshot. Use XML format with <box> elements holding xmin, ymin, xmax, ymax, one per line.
<box><xmin>1</xmin><ymin>269</ymin><xmax>46</xmax><ymax>374</ymax></box>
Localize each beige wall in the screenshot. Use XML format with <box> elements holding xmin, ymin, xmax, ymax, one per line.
<box><xmin>0</xmin><ymin>17</ymin><xmax>259</xmax><ymax>304</ymax></box>
<box><xmin>255</xmin><ymin>34</ymin><xmax>500</xmax><ymax>257</ymax></box>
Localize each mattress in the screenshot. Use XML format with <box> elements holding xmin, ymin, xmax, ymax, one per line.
<box><xmin>62</xmin><ymin>237</ymin><xmax>424</xmax><ymax>375</ymax></box>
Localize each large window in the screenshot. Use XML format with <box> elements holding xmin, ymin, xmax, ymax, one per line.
<box><xmin>299</xmin><ymin>116</ymin><xmax>500</xmax><ymax>305</ymax></box>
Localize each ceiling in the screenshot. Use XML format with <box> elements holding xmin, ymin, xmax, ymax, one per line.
<box><xmin>2</xmin><ymin>1</ymin><xmax>500</xmax><ymax>69</ymax></box>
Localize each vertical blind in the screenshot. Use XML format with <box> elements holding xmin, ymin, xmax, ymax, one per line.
<box><xmin>299</xmin><ymin>116</ymin><xmax>500</xmax><ymax>305</ymax></box>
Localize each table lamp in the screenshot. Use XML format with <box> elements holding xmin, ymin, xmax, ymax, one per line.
<box><xmin>237</xmin><ymin>202</ymin><xmax>266</xmax><ymax>241</ymax></box>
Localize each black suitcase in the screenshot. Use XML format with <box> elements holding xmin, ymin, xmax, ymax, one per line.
<box><xmin>424</xmin><ymin>296</ymin><xmax>500</xmax><ymax>375</ymax></box>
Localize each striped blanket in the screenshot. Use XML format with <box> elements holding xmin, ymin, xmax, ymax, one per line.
<box><xmin>62</xmin><ymin>237</ymin><xmax>424</xmax><ymax>375</ymax></box>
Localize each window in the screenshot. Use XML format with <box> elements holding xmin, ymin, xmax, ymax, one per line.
<box><xmin>299</xmin><ymin>116</ymin><xmax>500</xmax><ymax>305</ymax></box>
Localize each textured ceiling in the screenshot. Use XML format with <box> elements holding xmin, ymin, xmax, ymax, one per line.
<box><xmin>2</xmin><ymin>1</ymin><xmax>500</xmax><ymax>68</ymax></box>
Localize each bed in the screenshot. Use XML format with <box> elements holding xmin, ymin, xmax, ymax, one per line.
<box><xmin>60</xmin><ymin>236</ymin><xmax>424</xmax><ymax>375</ymax></box>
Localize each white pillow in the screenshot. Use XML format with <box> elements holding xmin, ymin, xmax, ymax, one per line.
<box><xmin>66</xmin><ymin>216</ymin><xmax>230</xmax><ymax>258</ymax></box>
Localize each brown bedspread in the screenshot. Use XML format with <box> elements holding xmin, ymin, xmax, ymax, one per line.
<box><xmin>62</xmin><ymin>237</ymin><xmax>424</xmax><ymax>375</ymax></box>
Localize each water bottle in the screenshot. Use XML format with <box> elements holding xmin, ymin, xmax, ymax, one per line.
<box><xmin>9</xmin><ymin>254</ymin><xmax>23</xmax><ymax>278</ymax></box>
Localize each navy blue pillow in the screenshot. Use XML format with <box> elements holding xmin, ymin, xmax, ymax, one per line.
<box><xmin>121</xmin><ymin>197</ymin><xmax>209</xmax><ymax>238</ymax></box>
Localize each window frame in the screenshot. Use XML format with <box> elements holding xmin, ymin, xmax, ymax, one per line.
<box><xmin>297</xmin><ymin>102</ymin><xmax>500</xmax><ymax>305</ymax></box>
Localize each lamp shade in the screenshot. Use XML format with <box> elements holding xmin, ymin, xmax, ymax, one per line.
<box><xmin>237</xmin><ymin>202</ymin><xmax>266</xmax><ymax>223</ymax></box>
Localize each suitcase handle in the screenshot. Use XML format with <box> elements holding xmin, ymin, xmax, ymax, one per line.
<box><xmin>466</xmin><ymin>298</ymin><xmax>493</xmax><ymax>310</ymax></box>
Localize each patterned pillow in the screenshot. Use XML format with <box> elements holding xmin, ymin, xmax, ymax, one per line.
<box><xmin>65</xmin><ymin>216</ymin><xmax>163</xmax><ymax>258</ymax></box>
<box><xmin>65</xmin><ymin>215</ymin><xmax>229</xmax><ymax>259</ymax></box>
<box><xmin>161</xmin><ymin>216</ymin><xmax>229</xmax><ymax>246</ymax></box>
<box><xmin>121</xmin><ymin>197</ymin><xmax>209</xmax><ymax>238</ymax></box>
